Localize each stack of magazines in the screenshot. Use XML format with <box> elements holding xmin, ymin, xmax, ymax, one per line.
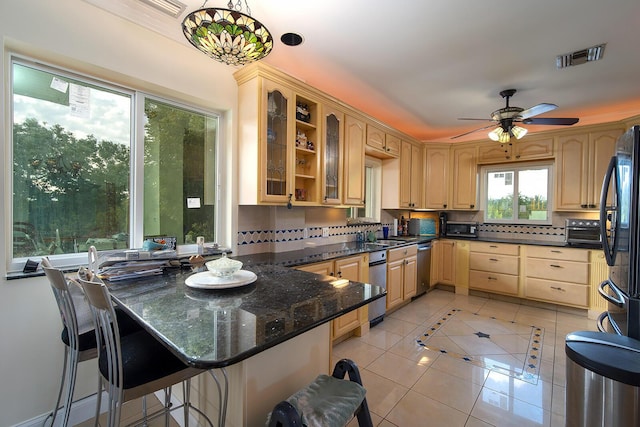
<box><xmin>96</xmin><ymin>249</ymin><xmax>178</xmax><ymax>281</ymax></box>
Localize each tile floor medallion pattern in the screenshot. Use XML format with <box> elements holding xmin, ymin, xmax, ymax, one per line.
<box><xmin>416</xmin><ymin>308</ymin><xmax>544</xmax><ymax>384</ymax></box>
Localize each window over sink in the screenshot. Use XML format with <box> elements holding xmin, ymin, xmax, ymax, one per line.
<box><xmin>348</xmin><ymin>157</ymin><xmax>381</xmax><ymax>223</ymax></box>
<box><xmin>481</xmin><ymin>161</ymin><xmax>553</xmax><ymax>224</ymax></box>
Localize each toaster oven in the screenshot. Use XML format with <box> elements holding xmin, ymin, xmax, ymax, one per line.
<box><xmin>565</xmin><ymin>219</ymin><xmax>601</xmax><ymax>245</ymax></box>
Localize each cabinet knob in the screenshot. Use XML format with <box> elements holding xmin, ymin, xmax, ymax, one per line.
<box><xmin>443</xmin><ymin>204</ymin><xmax>447</xmax><ymax>208</ymax></box>
<box><xmin>337</xmin><ymin>271</ymin><xmax>342</xmax><ymax>277</ymax></box>
<box><xmin>470</xmin><ymin>204</ymin><xmax>475</xmax><ymax>209</ymax></box>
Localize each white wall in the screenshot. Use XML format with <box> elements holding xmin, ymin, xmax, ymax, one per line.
<box><xmin>0</xmin><ymin>1</ymin><xmax>238</xmax><ymax>424</ymax></box>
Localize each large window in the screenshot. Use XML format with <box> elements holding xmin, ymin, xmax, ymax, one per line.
<box><xmin>482</xmin><ymin>162</ymin><xmax>552</xmax><ymax>224</ymax></box>
<box><xmin>10</xmin><ymin>58</ymin><xmax>219</xmax><ymax>271</ymax></box>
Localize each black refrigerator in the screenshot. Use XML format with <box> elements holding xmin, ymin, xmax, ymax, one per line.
<box><xmin>598</xmin><ymin>124</ymin><xmax>640</xmax><ymax>339</ymax></box>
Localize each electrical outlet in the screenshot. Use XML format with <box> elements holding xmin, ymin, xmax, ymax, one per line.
<box><xmin>303</xmin><ymin>228</ymin><xmax>309</xmax><ymax>239</ymax></box>
<box><xmin>322</xmin><ymin>227</ymin><xmax>329</xmax><ymax>238</ymax></box>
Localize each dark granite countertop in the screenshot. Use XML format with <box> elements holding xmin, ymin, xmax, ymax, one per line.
<box><xmin>235</xmin><ymin>238</ymin><xmax>432</xmax><ymax>268</ymax></box>
<box><xmin>441</xmin><ymin>235</ymin><xmax>602</xmax><ymax>250</ymax></box>
<box><xmin>107</xmin><ymin>263</ymin><xmax>385</xmax><ymax>369</ymax></box>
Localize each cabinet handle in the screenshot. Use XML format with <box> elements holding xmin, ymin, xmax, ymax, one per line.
<box><xmin>489</xmin><ymin>258</ymin><xmax>499</xmax><ymax>262</ymax></box>
<box><xmin>550</xmin><ymin>264</ymin><xmax>563</xmax><ymax>268</ymax></box>
<box><xmin>580</xmin><ymin>204</ymin><xmax>587</xmax><ymax>208</ymax></box>
<box><xmin>550</xmin><ymin>286</ymin><xmax>566</xmax><ymax>292</ymax></box>
<box><xmin>488</xmin><ymin>276</ymin><xmax>497</xmax><ymax>280</ymax></box>
<box><xmin>489</xmin><ymin>245</ymin><xmax>498</xmax><ymax>248</ymax></box>
<box><xmin>551</xmin><ymin>250</ymin><xmax>562</xmax><ymax>253</ymax></box>
<box><xmin>589</xmin><ymin>204</ymin><xmax>596</xmax><ymax>208</ymax></box>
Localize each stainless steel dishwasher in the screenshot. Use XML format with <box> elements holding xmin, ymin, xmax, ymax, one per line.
<box><xmin>368</xmin><ymin>249</ymin><xmax>387</xmax><ymax>327</ymax></box>
<box><xmin>416</xmin><ymin>241</ymin><xmax>432</xmax><ymax>297</ymax></box>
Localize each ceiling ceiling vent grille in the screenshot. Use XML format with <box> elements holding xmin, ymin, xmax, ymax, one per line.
<box><xmin>556</xmin><ymin>43</ymin><xmax>606</xmax><ymax>69</ymax></box>
<box><xmin>138</xmin><ymin>0</ymin><xmax>186</xmax><ymax>17</ymax></box>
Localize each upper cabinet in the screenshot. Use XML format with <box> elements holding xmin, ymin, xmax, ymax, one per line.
<box><xmin>366</xmin><ymin>124</ymin><xmax>400</xmax><ymax>158</ymax></box>
<box><xmin>343</xmin><ymin>115</ymin><xmax>366</xmax><ymax>206</ymax></box>
<box><xmin>450</xmin><ymin>145</ymin><xmax>478</xmax><ymax>210</ymax></box>
<box><xmin>234</xmin><ymin>63</ymin><xmax>416</xmax><ymax>207</ymax></box>
<box><xmin>321</xmin><ymin>103</ymin><xmax>344</xmax><ymax>205</ymax></box>
<box><xmin>555</xmin><ymin>128</ymin><xmax>623</xmax><ymax>211</ymax></box>
<box><xmin>424</xmin><ymin>145</ymin><xmax>450</xmax><ymax>209</ymax></box>
<box><xmin>382</xmin><ymin>140</ymin><xmax>423</xmax><ymax>209</ymax></box>
<box><xmin>423</xmin><ymin>144</ymin><xmax>477</xmax><ymax>210</ymax></box>
<box><xmin>477</xmin><ymin>137</ymin><xmax>554</xmax><ymax>164</ymax></box>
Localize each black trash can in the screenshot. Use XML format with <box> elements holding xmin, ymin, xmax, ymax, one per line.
<box><xmin>565</xmin><ymin>331</ymin><xmax>640</xmax><ymax>427</ymax></box>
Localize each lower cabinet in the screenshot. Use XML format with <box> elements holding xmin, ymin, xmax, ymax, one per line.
<box><xmin>524</xmin><ymin>246</ymin><xmax>590</xmax><ymax>308</ymax></box>
<box><xmin>386</xmin><ymin>245</ymin><xmax>418</xmax><ymax>311</ymax></box>
<box><xmin>431</xmin><ymin>239</ymin><xmax>456</xmax><ymax>286</ymax></box>
<box><xmin>469</xmin><ymin>242</ymin><xmax>519</xmax><ymax>296</ymax></box>
<box><xmin>296</xmin><ymin>253</ymin><xmax>369</xmax><ymax>340</ymax></box>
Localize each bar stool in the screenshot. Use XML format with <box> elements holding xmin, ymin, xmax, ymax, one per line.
<box><xmin>77</xmin><ymin>275</ymin><xmax>213</xmax><ymax>427</ymax></box>
<box><xmin>42</xmin><ymin>254</ymin><xmax>142</xmax><ymax>427</ymax></box>
<box><xmin>42</xmin><ymin>257</ymin><xmax>99</xmax><ymax>427</ymax></box>
<box><xmin>267</xmin><ymin>358</ymin><xmax>373</xmax><ymax>427</ymax></box>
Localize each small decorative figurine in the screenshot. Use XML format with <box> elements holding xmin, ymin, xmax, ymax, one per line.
<box><xmin>296</xmin><ymin>102</ymin><xmax>310</xmax><ymax>122</ymax></box>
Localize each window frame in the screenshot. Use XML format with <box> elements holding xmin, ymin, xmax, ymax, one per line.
<box><xmin>7</xmin><ymin>55</ymin><xmax>223</xmax><ymax>272</ymax></box>
<box><xmin>480</xmin><ymin>161</ymin><xmax>553</xmax><ymax>225</ymax></box>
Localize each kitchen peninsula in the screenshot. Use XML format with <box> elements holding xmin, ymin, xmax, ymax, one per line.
<box><xmin>107</xmin><ymin>261</ymin><xmax>385</xmax><ymax>426</ymax></box>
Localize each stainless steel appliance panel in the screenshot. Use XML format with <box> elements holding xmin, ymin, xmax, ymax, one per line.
<box><xmin>416</xmin><ymin>242</ymin><xmax>431</xmax><ymax>296</ymax></box>
<box><xmin>368</xmin><ymin>249</ymin><xmax>387</xmax><ymax>326</ymax></box>
<box><xmin>599</xmin><ymin>125</ymin><xmax>640</xmax><ymax>339</ymax></box>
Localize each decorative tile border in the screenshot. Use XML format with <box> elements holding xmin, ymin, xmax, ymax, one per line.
<box><xmin>416</xmin><ymin>308</ymin><xmax>544</xmax><ymax>384</ymax></box>
<box><xmin>478</xmin><ymin>223</ymin><xmax>565</xmax><ymax>237</ymax></box>
<box><xmin>237</xmin><ymin>223</ymin><xmax>392</xmax><ymax>246</ymax></box>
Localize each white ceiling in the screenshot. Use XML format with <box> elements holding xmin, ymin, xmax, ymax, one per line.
<box><xmin>85</xmin><ymin>0</ymin><xmax>640</xmax><ymax>142</ymax></box>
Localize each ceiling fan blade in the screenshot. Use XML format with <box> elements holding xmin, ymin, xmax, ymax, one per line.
<box><xmin>451</xmin><ymin>123</ymin><xmax>496</xmax><ymax>139</ymax></box>
<box><xmin>522</xmin><ymin>117</ymin><xmax>579</xmax><ymax>126</ymax></box>
<box><xmin>519</xmin><ymin>103</ymin><xmax>558</xmax><ymax>119</ymax></box>
<box><xmin>457</xmin><ymin>117</ymin><xmax>494</xmax><ymax>121</ymax></box>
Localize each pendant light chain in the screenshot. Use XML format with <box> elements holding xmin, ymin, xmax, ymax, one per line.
<box><xmin>227</xmin><ymin>0</ymin><xmax>251</xmax><ymax>15</ymax></box>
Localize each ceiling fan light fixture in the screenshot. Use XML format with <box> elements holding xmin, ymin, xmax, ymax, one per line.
<box><xmin>488</xmin><ymin>127</ymin><xmax>506</xmax><ymax>142</ymax></box>
<box><xmin>182</xmin><ymin>0</ymin><xmax>273</xmax><ymax>66</ymax></box>
<box><xmin>511</xmin><ymin>125</ymin><xmax>528</xmax><ymax>139</ymax></box>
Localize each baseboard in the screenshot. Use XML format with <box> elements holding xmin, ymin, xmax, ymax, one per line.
<box><xmin>13</xmin><ymin>391</ymin><xmax>194</xmax><ymax>427</ymax></box>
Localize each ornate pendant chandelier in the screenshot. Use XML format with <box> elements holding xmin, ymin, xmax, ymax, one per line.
<box><xmin>182</xmin><ymin>0</ymin><xmax>273</xmax><ymax>66</ymax></box>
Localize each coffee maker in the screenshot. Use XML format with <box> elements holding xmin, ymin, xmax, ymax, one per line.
<box><xmin>439</xmin><ymin>212</ymin><xmax>448</xmax><ymax>237</ymax></box>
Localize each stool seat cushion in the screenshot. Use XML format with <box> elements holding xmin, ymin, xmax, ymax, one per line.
<box><xmin>98</xmin><ymin>330</ymin><xmax>188</xmax><ymax>390</ymax></box>
<box><xmin>284</xmin><ymin>374</ymin><xmax>366</xmax><ymax>427</ymax></box>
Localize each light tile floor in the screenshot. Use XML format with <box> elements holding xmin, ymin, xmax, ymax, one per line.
<box><xmin>333</xmin><ymin>289</ymin><xmax>598</xmax><ymax>427</ymax></box>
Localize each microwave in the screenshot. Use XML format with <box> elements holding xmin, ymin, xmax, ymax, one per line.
<box><xmin>444</xmin><ymin>221</ymin><xmax>479</xmax><ymax>238</ymax></box>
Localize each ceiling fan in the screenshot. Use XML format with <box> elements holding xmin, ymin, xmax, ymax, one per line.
<box><xmin>452</xmin><ymin>89</ymin><xmax>579</xmax><ymax>142</ymax></box>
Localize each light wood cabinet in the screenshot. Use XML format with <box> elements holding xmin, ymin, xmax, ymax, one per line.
<box><xmin>469</xmin><ymin>242</ymin><xmax>520</xmax><ymax>296</ymax></box>
<box><xmin>555</xmin><ymin>128</ymin><xmax>622</xmax><ymax>211</ymax></box>
<box><xmin>431</xmin><ymin>239</ymin><xmax>456</xmax><ymax>286</ymax></box>
<box><xmin>399</xmin><ymin>141</ymin><xmax>423</xmax><ymax>208</ymax></box>
<box><xmin>365</xmin><ymin>124</ymin><xmax>400</xmax><ymax>158</ymax></box>
<box><xmin>343</xmin><ymin>115</ymin><xmax>366</xmax><ymax>206</ymax></box>
<box><xmin>236</xmin><ymin>72</ymin><xmax>321</xmax><ymax>205</ymax></box>
<box><xmin>321</xmin><ymin>104</ymin><xmax>344</xmax><ymax>205</ymax></box>
<box><xmin>424</xmin><ymin>144</ymin><xmax>477</xmax><ymax>210</ymax></box>
<box><xmin>296</xmin><ymin>254</ymin><xmax>369</xmax><ymax>339</ymax></box>
<box><xmin>450</xmin><ymin>145</ymin><xmax>478</xmax><ymax>210</ymax></box>
<box><xmin>524</xmin><ymin>246</ymin><xmax>590</xmax><ymax>307</ymax></box>
<box><xmin>383</xmin><ymin>141</ymin><xmax>423</xmax><ymax>209</ymax></box>
<box><xmin>386</xmin><ymin>245</ymin><xmax>418</xmax><ymax>311</ymax></box>
<box><xmin>477</xmin><ymin>137</ymin><xmax>554</xmax><ymax>163</ymax></box>
<box><xmin>424</xmin><ymin>145</ymin><xmax>450</xmax><ymax>209</ymax></box>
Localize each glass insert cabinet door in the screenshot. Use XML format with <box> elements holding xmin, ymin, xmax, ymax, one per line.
<box><xmin>323</xmin><ymin>105</ymin><xmax>344</xmax><ymax>204</ymax></box>
<box><xmin>263</xmin><ymin>83</ymin><xmax>292</xmax><ymax>201</ymax></box>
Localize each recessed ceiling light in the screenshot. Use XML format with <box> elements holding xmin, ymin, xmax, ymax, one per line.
<box><xmin>556</xmin><ymin>43</ymin><xmax>606</xmax><ymax>69</ymax></box>
<box><xmin>281</xmin><ymin>32</ymin><xmax>304</xmax><ymax>47</ymax></box>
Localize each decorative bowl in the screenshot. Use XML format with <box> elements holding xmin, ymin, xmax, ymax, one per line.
<box><xmin>205</xmin><ymin>253</ymin><xmax>242</xmax><ymax>278</ymax></box>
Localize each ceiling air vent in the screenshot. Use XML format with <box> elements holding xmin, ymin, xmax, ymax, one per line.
<box><xmin>138</xmin><ymin>0</ymin><xmax>186</xmax><ymax>17</ymax></box>
<box><xmin>556</xmin><ymin>43</ymin><xmax>606</xmax><ymax>69</ymax></box>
